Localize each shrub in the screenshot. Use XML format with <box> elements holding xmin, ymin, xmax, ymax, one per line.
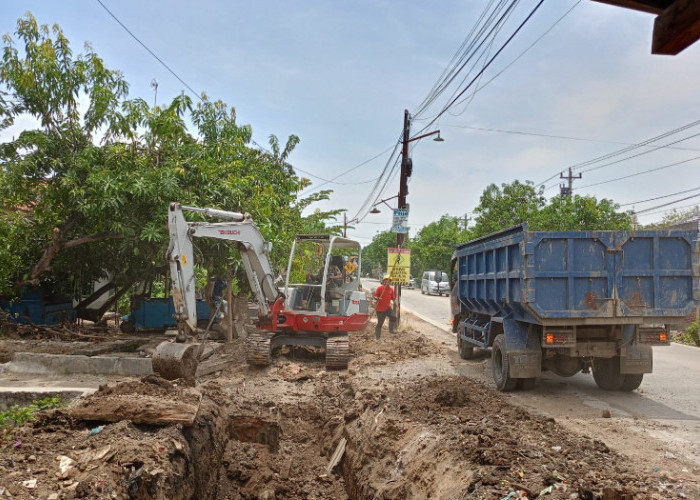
<box><xmin>686</xmin><ymin>320</ymin><xmax>700</xmax><ymax>346</ymax></box>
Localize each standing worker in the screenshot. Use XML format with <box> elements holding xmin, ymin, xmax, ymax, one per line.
<box><xmin>374</xmin><ymin>275</ymin><xmax>397</xmax><ymax>339</ymax></box>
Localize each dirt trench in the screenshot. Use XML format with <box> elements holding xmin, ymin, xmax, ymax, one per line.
<box><xmin>1</xmin><ymin>317</ymin><xmax>698</xmax><ymax>499</ymax></box>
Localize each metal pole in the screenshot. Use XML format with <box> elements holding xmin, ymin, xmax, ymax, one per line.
<box><xmin>396</xmin><ymin>109</ymin><xmax>411</xmax><ymax>325</ymax></box>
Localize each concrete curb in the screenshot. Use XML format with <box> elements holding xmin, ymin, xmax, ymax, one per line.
<box><xmin>2</xmin><ymin>352</ymin><xmax>154</xmax><ymax>377</ymax></box>
<box><xmin>0</xmin><ymin>386</ymin><xmax>96</xmax><ymax>411</ymax></box>
<box><xmin>402</xmin><ymin>307</ymin><xmax>454</xmax><ymax>336</ymax></box>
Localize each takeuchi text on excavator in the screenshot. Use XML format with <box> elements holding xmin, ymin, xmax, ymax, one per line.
<box><xmin>151</xmin><ymin>203</ymin><xmax>369</xmax><ymax>380</ymax></box>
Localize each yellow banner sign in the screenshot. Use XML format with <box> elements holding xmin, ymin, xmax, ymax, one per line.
<box><xmin>387</xmin><ymin>248</ymin><xmax>410</xmax><ymax>284</ymax></box>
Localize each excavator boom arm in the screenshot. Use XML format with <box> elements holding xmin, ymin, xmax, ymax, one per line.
<box><xmin>166</xmin><ymin>203</ymin><xmax>281</xmax><ymax>334</ymax></box>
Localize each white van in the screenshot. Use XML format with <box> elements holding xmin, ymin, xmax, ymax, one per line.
<box><xmin>421</xmin><ymin>270</ymin><xmax>449</xmax><ymax>296</ymax></box>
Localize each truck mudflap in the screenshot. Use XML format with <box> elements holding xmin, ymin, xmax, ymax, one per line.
<box><xmin>620</xmin><ymin>344</ymin><xmax>653</xmax><ymax>374</ymax></box>
<box><xmin>620</xmin><ymin>324</ymin><xmax>653</xmax><ymax>374</ymax></box>
<box><xmin>503</xmin><ymin>319</ymin><xmax>542</xmax><ymax>378</ymax></box>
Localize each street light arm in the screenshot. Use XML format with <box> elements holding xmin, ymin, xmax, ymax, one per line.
<box><xmin>376</xmin><ymin>195</ymin><xmax>398</xmax><ymax>210</ymax></box>
<box><xmin>406</xmin><ymin>129</ymin><xmax>441</xmax><ymax>143</ymax></box>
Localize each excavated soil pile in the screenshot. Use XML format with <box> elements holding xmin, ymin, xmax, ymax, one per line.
<box><xmin>1</xmin><ymin>315</ymin><xmax>696</xmax><ymax>499</ymax></box>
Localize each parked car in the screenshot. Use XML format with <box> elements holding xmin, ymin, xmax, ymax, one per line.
<box><xmin>405</xmin><ymin>277</ymin><xmax>416</xmax><ymax>289</ymax></box>
<box><xmin>421</xmin><ymin>270</ymin><xmax>449</xmax><ymax>296</ymax></box>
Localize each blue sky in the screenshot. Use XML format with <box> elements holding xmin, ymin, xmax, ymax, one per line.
<box><xmin>2</xmin><ymin>1</ymin><xmax>700</xmax><ymax>244</ymax></box>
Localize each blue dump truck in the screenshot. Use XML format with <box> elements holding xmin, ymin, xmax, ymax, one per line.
<box><xmin>450</xmin><ymin>224</ymin><xmax>699</xmax><ymax>392</ymax></box>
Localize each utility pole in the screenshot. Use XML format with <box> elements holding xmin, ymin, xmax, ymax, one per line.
<box><xmin>395</xmin><ymin>109</ymin><xmax>411</xmax><ymax>325</ymax></box>
<box><xmin>559</xmin><ymin>167</ymin><xmax>581</xmax><ymax>198</ymax></box>
<box><xmin>462</xmin><ymin>213</ymin><xmax>469</xmax><ymax>231</ymax></box>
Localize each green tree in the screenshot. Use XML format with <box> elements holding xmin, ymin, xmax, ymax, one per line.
<box><xmin>410</xmin><ymin>215</ymin><xmax>471</xmax><ymax>275</ymax></box>
<box><xmin>0</xmin><ymin>14</ymin><xmax>338</xmax><ymax>307</ymax></box>
<box><xmin>361</xmin><ymin>231</ymin><xmax>398</xmax><ymax>278</ymax></box>
<box><xmin>643</xmin><ymin>206</ymin><xmax>699</xmax><ymax>229</ymax></box>
<box><xmin>471</xmin><ymin>180</ymin><xmax>545</xmax><ymax>237</ymax></box>
<box><xmin>530</xmin><ymin>195</ymin><xmax>632</xmax><ymax>231</ymax></box>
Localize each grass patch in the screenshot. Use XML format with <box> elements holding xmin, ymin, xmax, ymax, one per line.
<box><xmin>0</xmin><ymin>396</ymin><xmax>63</xmax><ymax>428</ymax></box>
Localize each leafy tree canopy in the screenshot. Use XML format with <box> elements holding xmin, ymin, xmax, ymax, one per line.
<box><xmin>0</xmin><ymin>14</ymin><xmax>339</xmax><ymax>299</ymax></box>
<box><xmin>642</xmin><ymin>205</ymin><xmax>699</xmax><ymax>229</ymax></box>
<box><xmin>471</xmin><ymin>180</ymin><xmax>545</xmax><ymax>237</ymax></box>
<box><xmin>409</xmin><ymin>215</ymin><xmax>471</xmax><ymax>275</ymax></box>
<box><xmin>360</xmin><ymin>231</ymin><xmax>397</xmax><ymax>278</ymax></box>
<box><xmin>470</xmin><ymin>180</ymin><xmax>631</xmax><ymax>237</ymax></box>
<box><xmin>529</xmin><ymin>195</ymin><xmax>632</xmax><ymax>231</ymax></box>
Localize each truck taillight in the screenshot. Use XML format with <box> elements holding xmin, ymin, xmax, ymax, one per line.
<box><xmin>543</xmin><ymin>331</ymin><xmax>575</xmax><ymax>347</ymax></box>
<box><xmin>638</xmin><ymin>327</ymin><xmax>669</xmax><ymax>345</ymax></box>
<box><xmin>641</xmin><ymin>331</ymin><xmax>667</xmax><ymax>344</ymax></box>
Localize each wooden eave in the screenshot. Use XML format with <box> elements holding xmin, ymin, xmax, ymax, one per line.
<box><xmin>592</xmin><ymin>0</ymin><xmax>700</xmax><ymax>54</ymax></box>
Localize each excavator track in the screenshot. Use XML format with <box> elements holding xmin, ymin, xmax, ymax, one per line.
<box><xmin>325</xmin><ymin>334</ymin><xmax>349</xmax><ymax>370</ymax></box>
<box><xmin>246</xmin><ymin>331</ymin><xmax>272</xmax><ymax>366</ymax></box>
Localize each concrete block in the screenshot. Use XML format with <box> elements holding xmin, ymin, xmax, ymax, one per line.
<box><xmin>3</xmin><ymin>352</ymin><xmax>153</xmax><ymax>377</ymax></box>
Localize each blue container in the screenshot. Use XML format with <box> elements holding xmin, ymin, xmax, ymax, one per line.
<box><xmin>122</xmin><ymin>297</ymin><xmax>212</xmax><ymax>331</ymax></box>
<box><xmin>1</xmin><ymin>290</ymin><xmax>76</xmax><ymax>326</ymax></box>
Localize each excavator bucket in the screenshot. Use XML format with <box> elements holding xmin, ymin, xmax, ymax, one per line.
<box><xmin>152</xmin><ymin>341</ymin><xmax>200</xmax><ymax>382</ymax></box>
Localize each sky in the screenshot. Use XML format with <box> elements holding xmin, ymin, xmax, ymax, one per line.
<box><xmin>2</xmin><ymin>1</ymin><xmax>700</xmax><ymax>245</ymax></box>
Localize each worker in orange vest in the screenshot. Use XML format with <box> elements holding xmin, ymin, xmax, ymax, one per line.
<box><xmin>374</xmin><ymin>275</ymin><xmax>397</xmax><ymax>339</ymax></box>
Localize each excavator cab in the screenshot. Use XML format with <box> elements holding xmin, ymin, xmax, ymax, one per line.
<box><xmin>283</xmin><ymin>235</ymin><xmax>365</xmax><ymax>317</ymax></box>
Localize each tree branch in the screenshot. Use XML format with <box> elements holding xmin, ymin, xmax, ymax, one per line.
<box><xmin>14</xmin><ymin>228</ymin><xmax>122</xmax><ymax>289</ymax></box>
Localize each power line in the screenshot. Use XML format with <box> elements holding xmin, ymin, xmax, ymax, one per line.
<box><xmin>416</xmin><ymin>0</ymin><xmax>546</xmax><ymax>137</ymax></box>
<box><xmin>537</xmin><ymin>118</ymin><xmax>700</xmax><ymax>188</ymax></box>
<box><xmin>574</xmin><ymin>155</ymin><xmax>700</xmax><ymax>190</ymax></box>
<box><xmin>634</xmin><ymin>202</ymin><xmax>700</xmax><ymax>218</ymax></box>
<box><xmin>95</xmin><ymin>0</ymin><xmax>202</xmax><ymax>101</ymax></box>
<box><xmin>619</xmin><ymin>185</ymin><xmax>700</xmax><ymax>207</ymax></box>
<box><xmin>633</xmin><ymin>192</ymin><xmax>700</xmax><ymax>215</ymax></box>
<box><xmin>577</xmin><ymin>131</ymin><xmax>700</xmax><ymax>176</ymax></box>
<box><xmin>444</xmin><ymin>124</ymin><xmax>700</xmax><ymax>151</ymax></box>
<box><xmin>413</xmin><ymin>0</ymin><xmax>519</xmax><ymax>119</ymax></box>
<box><xmin>300</xmin><ymin>144</ymin><xmax>398</xmax><ymax>195</ymax></box>
<box><xmin>444</xmin><ymin>1</ymin><xmax>581</xmax><ymax>117</ymax></box>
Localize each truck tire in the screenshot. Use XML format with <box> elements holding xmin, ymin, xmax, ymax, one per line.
<box><xmin>492</xmin><ymin>334</ymin><xmax>518</xmax><ymax>392</ymax></box>
<box><xmin>517</xmin><ymin>378</ymin><xmax>536</xmax><ymax>390</ymax></box>
<box><xmin>592</xmin><ymin>356</ymin><xmax>625</xmax><ymax>390</ymax></box>
<box><xmin>120</xmin><ymin>320</ymin><xmax>135</xmax><ymax>333</ymax></box>
<box><xmin>620</xmin><ymin>373</ymin><xmax>644</xmax><ymax>392</ymax></box>
<box><xmin>457</xmin><ymin>334</ymin><xmax>475</xmax><ymax>359</ymax></box>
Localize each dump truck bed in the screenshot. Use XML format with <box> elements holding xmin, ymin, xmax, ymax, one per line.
<box><xmin>454</xmin><ymin>224</ymin><xmax>699</xmax><ymax>325</ymax></box>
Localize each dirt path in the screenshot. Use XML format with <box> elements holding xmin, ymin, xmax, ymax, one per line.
<box><xmin>1</xmin><ymin>314</ymin><xmax>699</xmax><ymax>499</ymax></box>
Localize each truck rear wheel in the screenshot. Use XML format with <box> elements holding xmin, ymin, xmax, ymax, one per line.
<box><xmin>592</xmin><ymin>356</ymin><xmax>625</xmax><ymax>390</ymax></box>
<box><xmin>517</xmin><ymin>378</ymin><xmax>536</xmax><ymax>390</ymax></box>
<box><xmin>620</xmin><ymin>373</ymin><xmax>644</xmax><ymax>392</ymax></box>
<box><xmin>492</xmin><ymin>334</ymin><xmax>517</xmax><ymax>392</ymax></box>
